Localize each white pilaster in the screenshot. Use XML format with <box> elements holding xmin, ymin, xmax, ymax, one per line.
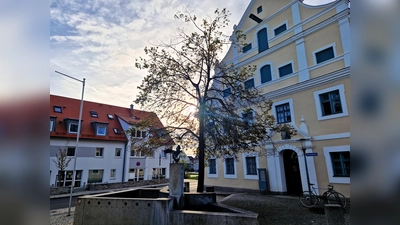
<box><xmin>296</xmin><ymin>38</ymin><xmax>310</xmax><ymax>82</ymax></box>
<box><xmin>338</xmin><ymin>17</ymin><xmax>350</xmax><ymax>67</ymax></box>
<box><xmin>291</xmin><ymin>2</ymin><xmax>302</xmax><ymax>34</ymax></box>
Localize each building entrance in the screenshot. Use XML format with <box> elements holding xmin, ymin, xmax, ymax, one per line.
<box><xmin>283</xmin><ymin>150</ymin><xmax>302</xmax><ymax>195</ymax></box>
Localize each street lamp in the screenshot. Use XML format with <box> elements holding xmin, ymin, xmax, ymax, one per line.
<box><xmin>299</xmin><ymin>138</ymin><xmax>311</xmax><ymax>193</ymax></box>
<box><xmin>55</xmin><ymin>71</ymin><xmax>85</xmax><ymax>216</ymax></box>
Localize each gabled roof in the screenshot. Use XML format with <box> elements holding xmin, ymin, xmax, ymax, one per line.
<box><xmin>50</xmin><ymin>95</ymin><xmax>169</xmax><ymax>143</ymax></box>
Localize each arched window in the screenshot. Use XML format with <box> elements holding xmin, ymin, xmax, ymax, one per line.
<box><xmin>257</xmin><ymin>28</ymin><xmax>269</xmax><ymax>53</ymax></box>
<box><xmin>260</xmin><ymin>65</ymin><xmax>272</xmax><ymax>83</ymax></box>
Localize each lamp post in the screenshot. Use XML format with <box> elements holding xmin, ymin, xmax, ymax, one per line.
<box><xmin>55</xmin><ymin>71</ymin><xmax>85</xmax><ymax>216</ymax></box>
<box><xmin>299</xmin><ymin>138</ymin><xmax>311</xmax><ymax>193</ymax></box>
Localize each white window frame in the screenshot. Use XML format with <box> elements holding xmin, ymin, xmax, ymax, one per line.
<box><xmin>273</xmin><ymin>20</ymin><xmax>288</xmax><ymax>37</ymax></box>
<box><xmin>272</xmin><ymin>98</ymin><xmax>295</xmax><ymax>125</ymax></box>
<box><xmin>68</xmin><ymin>123</ymin><xmax>79</xmax><ymax>133</ymax></box>
<box><xmin>95</xmin><ymin>148</ymin><xmax>104</xmax><ymax>157</ymax></box>
<box><xmin>50</xmin><ymin>120</ymin><xmax>53</xmax><ymax>132</ymax></box>
<box><xmin>257</xmin><ymin>61</ymin><xmax>275</xmax><ymax>85</ymax></box>
<box><xmin>223</xmin><ymin>156</ymin><xmax>237</xmax><ymax>179</ymax></box>
<box><xmin>312</xmin><ymin>43</ymin><xmax>337</xmax><ymax>65</ymax></box>
<box><xmin>242</xmin><ymin>153</ymin><xmax>259</xmax><ymax>180</ymax></box>
<box><xmin>115</xmin><ymin>148</ymin><xmax>121</xmax><ymax>157</ymax></box>
<box><xmin>276</xmin><ymin>60</ymin><xmax>294</xmax><ymax>78</ymax></box>
<box><xmin>313</xmin><ymin>84</ymin><xmax>348</xmax><ymax>121</ymax></box>
<box><xmin>207</xmin><ymin>157</ymin><xmax>218</xmax><ymax>178</ymax></box>
<box><xmin>97</xmin><ymin>126</ymin><xmax>107</xmax><ymax>136</ymax></box>
<box><xmin>323</xmin><ymin>145</ymin><xmax>350</xmax><ymax>184</ymax></box>
<box><xmin>110</xmin><ymin>169</ymin><xmax>116</xmax><ymax>179</ymax></box>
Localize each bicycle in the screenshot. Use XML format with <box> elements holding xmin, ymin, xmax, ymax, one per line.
<box><xmin>299</xmin><ymin>183</ymin><xmax>347</xmax><ymax>208</ymax></box>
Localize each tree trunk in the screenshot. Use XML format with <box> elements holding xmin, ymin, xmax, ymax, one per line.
<box><xmin>197</xmin><ymin>103</ymin><xmax>206</xmax><ymax>192</ymax></box>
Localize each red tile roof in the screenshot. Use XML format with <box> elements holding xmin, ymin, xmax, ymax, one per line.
<box><xmin>50</xmin><ymin>95</ymin><xmax>171</xmax><ymax>144</ymax></box>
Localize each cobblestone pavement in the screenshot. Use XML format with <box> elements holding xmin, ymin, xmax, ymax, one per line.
<box><xmin>50</xmin><ymin>207</ymin><xmax>75</xmax><ymax>225</ymax></box>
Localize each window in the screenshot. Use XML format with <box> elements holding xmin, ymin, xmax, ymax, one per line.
<box><xmin>257</xmin><ymin>28</ymin><xmax>269</xmax><ymax>53</ymax></box>
<box><xmin>50</xmin><ymin>117</ymin><xmax>57</xmax><ymax>132</ymax></box>
<box><xmin>260</xmin><ymin>65</ymin><xmax>272</xmax><ymax>84</ymax></box>
<box><xmin>67</xmin><ymin>147</ymin><xmax>75</xmax><ymax>156</ymax></box>
<box><xmin>314</xmin><ymin>84</ymin><xmax>348</xmax><ymax>120</ymax></box>
<box><xmin>246</xmin><ymin>157</ymin><xmax>257</xmax><ymax>175</ymax></box>
<box><xmin>242</xmin><ymin>110</ymin><xmax>254</xmax><ymax>128</ymax></box>
<box><xmin>161</xmin><ymin>150</ymin><xmax>166</xmax><ymax>158</ymax></box>
<box><xmin>275</xmin><ymin>103</ymin><xmax>291</xmax><ymax>124</ymax></box>
<box><xmin>242</xmin><ymin>43</ymin><xmax>252</xmax><ymax>53</ymax></box>
<box><xmin>319</xmin><ymin>90</ymin><xmax>343</xmax><ymax>116</ymax></box>
<box><xmin>244</xmin><ymin>78</ymin><xmax>255</xmax><ymax>89</ymax></box>
<box><xmin>131</xmin><ymin>149</ymin><xmax>136</xmax><ymax>157</ymax></box>
<box><xmin>88</xmin><ymin>169</ymin><xmax>103</xmax><ymax>183</ymax></box>
<box><xmin>97</xmin><ymin>126</ymin><xmax>106</xmax><ymax>136</ymax></box>
<box><xmin>223</xmin><ymin>88</ymin><xmax>232</xmax><ymax>97</ymax></box>
<box><xmin>110</xmin><ymin>169</ymin><xmax>116</xmax><ymax>179</ymax></box>
<box><xmin>242</xmin><ymin>153</ymin><xmax>259</xmax><ymax>179</ymax></box>
<box><xmin>257</xmin><ymin>6</ymin><xmax>262</xmax><ymax>14</ymax></box>
<box><xmin>330</xmin><ymin>152</ymin><xmax>350</xmax><ymax>177</ymax></box>
<box><xmin>272</xmin><ymin>98</ymin><xmax>295</xmax><ymax>125</ymax></box>
<box><xmin>53</xmin><ymin>106</ymin><xmax>62</xmax><ymax>113</ymax></box>
<box><xmin>113</xmin><ymin>128</ymin><xmax>121</xmax><ymax>134</ymax></box>
<box><xmin>115</xmin><ymin>148</ymin><xmax>121</xmax><ymax>157</ymax></box>
<box><xmin>208</xmin><ymin>158</ymin><xmax>218</xmax><ymax>178</ymax></box>
<box><xmin>278</xmin><ymin>63</ymin><xmax>293</xmax><ymax>77</ymax></box>
<box><xmin>209</xmin><ymin>159</ymin><xmax>216</xmax><ymax>174</ymax></box>
<box><xmin>315</xmin><ymin>46</ymin><xmax>335</xmax><ymax>64</ymax></box>
<box><xmin>90</xmin><ymin>111</ymin><xmax>98</xmax><ymax>118</ymax></box>
<box><xmin>107</xmin><ymin>114</ymin><xmax>114</xmax><ymax>119</ymax></box>
<box><xmin>323</xmin><ymin>146</ymin><xmax>350</xmax><ymax>184</ymax></box>
<box><xmin>274</xmin><ymin>24</ymin><xmax>287</xmax><ymax>36</ymax></box>
<box><xmin>96</xmin><ymin>148</ymin><xmax>104</xmax><ymax>157</ymax></box>
<box><xmin>69</xmin><ymin>123</ymin><xmax>79</xmax><ymax>133</ymax></box>
<box><xmin>225</xmin><ymin>158</ymin><xmax>235</xmax><ymax>175</ymax></box>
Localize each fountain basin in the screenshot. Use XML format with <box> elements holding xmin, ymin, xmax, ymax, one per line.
<box><xmin>73</xmin><ymin>188</ymin><xmax>258</xmax><ymax>225</ymax></box>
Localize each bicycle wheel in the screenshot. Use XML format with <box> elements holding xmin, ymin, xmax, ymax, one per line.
<box><xmin>327</xmin><ymin>192</ymin><xmax>347</xmax><ymax>208</ymax></box>
<box><xmin>300</xmin><ymin>191</ymin><xmax>318</xmax><ymax>208</ymax></box>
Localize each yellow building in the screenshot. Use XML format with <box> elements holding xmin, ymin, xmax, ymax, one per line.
<box><xmin>204</xmin><ymin>0</ymin><xmax>350</xmax><ymax>197</ymax></box>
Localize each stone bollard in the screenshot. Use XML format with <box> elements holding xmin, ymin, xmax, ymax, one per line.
<box><xmin>324</xmin><ymin>204</ymin><xmax>345</xmax><ymax>225</ymax></box>
<box><xmin>169</xmin><ymin>163</ymin><xmax>184</xmax><ymax>209</ymax></box>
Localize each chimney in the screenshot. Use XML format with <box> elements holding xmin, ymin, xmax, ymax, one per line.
<box><xmin>130</xmin><ymin>104</ymin><xmax>134</xmax><ymax>111</ymax></box>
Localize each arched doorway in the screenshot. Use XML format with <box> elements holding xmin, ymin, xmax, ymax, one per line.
<box><xmin>283</xmin><ymin>150</ymin><xmax>303</xmax><ymax>195</ymax></box>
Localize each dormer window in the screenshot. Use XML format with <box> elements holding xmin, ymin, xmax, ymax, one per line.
<box><xmin>64</xmin><ymin>118</ymin><xmax>81</xmax><ymax>134</ymax></box>
<box><xmin>53</xmin><ymin>106</ymin><xmax>62</xmax><ymax>113</ymax></box>
<box><xmin>97</xmin><ymin>126</ymin><xmax>106</xmax><ymax>135</ymax></box>
<box><xmin>69</xmin><ymin>123</ymin><xmax>79</xmax><ymax>133</ymax></box>
<box><xmin>91</xmin><ymin>122</ymin><xmax>109</xmax><ymax>136</ymax></box>
<box><xmin>50</xmin><ymin>117</ymin><xmax>57</xmax><ymax>132</ymax></box>
<box><xmin>90</xmin><ymin>111</ymin><xmax>98</xmax><ymax>118</ymax></box>
<box><xmin>107</xmin><ymin>114</ymin><xmax>114</xmax><ymax>119</ymax></box>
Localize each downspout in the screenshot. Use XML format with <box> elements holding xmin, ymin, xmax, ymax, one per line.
<box><xmin>122</xmin><ymin>141</ymin><xmax>128</xmax><ymax>182</ymax></box>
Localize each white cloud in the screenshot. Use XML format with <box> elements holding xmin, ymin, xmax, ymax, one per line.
<box><xmin>50</xmin><ymin>0</ymin><xmax>334</xmax><ymax>109</ymax></box>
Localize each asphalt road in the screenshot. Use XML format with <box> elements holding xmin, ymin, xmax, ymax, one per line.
<box><xmin>50</xmin><ymin>197</ymin><xmax>78</xmax><ymax>210</ymax></box>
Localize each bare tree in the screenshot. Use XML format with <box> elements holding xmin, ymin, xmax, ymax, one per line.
<box><xmin>52</xmin><ymin>141</ymin><xmax>72</xmax><ymax>186</ymax></box>
<box><xmin>134</xmin><ymin>8</ymin><xmax>293</xmax><ymax>192</ymax></box>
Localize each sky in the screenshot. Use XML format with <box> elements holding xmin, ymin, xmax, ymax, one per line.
<box><xmin>50</xmin><ymin>0</ymin><xmax>336</xmax><ymax>109</ymax></box>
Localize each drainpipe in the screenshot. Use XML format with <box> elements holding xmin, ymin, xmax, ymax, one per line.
<box><xmin>122</xmin><ymin>142</ymin><xmax>128</xmax><ymax>182</ymax></box>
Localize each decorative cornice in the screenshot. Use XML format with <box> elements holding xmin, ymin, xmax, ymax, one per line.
<box><xmin>260</xmin><ymin>67</ymin><xmax>350</xmax><ymax>100</ymax></box>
